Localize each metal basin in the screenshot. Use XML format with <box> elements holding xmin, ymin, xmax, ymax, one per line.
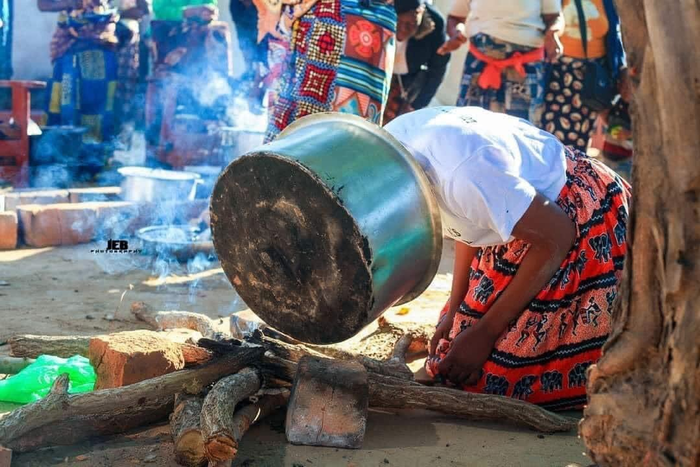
<box><xmin>211</xmin><ymin>113</ymin><xmax>442</xmax><ymax>344</ymax></box>
<box><xmin>118</xmin><ymin>166</ymin><xmax>201</xmax><ymax>202</ymax></box>
<box><xmin>137</xmin><ymin>225</ymin><xmax>214</xmax><ymax>261</ymax></box>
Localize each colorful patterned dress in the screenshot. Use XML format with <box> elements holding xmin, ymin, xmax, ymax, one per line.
<box><xmin>48</xmin><ymin>0</ymin><xmax>119</xmax><ymax>145</ymax></box>
<box><xmin>426</xmin><ymin>148</ymin><xmax>631</xmax><ymax>411</ymax></box>
<box><xmin>264</xmin><ymin>0</ymin><xmax>396</xmax><ymax>142</ymax></box>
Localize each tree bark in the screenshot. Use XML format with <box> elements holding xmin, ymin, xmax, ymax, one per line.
<box><xmin>580</xmin><ymin>1</ymin><xmax>700</xmax><ymax>466</ymax></box>
<box><xmin>200</xmin><ymin>368</ymin><xmax>261</xmax><ymax>463</ymax></box>
<box><xmin>0</xmin><ymin>347</ymin><xmax>264</xmax><ymax>452</ymax></box>
<box><xmin>171</xmin><ymin>394</ymin><xmax>206</xmax><ymax>467</ymax></box>
<box><xmin>8</xmin><ymin>335</ymin><xmax>90</xmax><ymax>358</ymax></box>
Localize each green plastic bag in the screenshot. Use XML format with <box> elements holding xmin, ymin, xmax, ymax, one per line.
<box><xmin>0</xmin><ymin>355</ymin><xmax>96</xmax><ymax>404</ymax></box>
<box><xmin>152</xmin><ymin>0</ymin><xmax>217</xmax><ymax>21</ymax></box>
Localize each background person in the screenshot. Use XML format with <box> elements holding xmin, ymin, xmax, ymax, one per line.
<box><xmin>438</xmin><ymin>0</ymin><xmax>564</xmax><ymax>124</ymax></box>
<box><xmin>40</xmin><ymin>0</ymin><xmax>119</xmax><ymax>147</ymax></box>
<box><xmin>260</xmin><ymin>0</ymin><xmax>397</xmax><ymax>142</ymax></box>
<box><xmin>383</xmin><ymin>0</ymin><xmax>449</xmax><ymax>124</ymax></box>
<box><xmin>540</xmin><ymin>0</ymin><xmax>628</xmax><ymax>152</ymax></box>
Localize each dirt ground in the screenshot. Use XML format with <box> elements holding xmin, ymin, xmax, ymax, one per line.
<box><xmin>0</xmin><ymin>240</ymin><xmax>590</xmax><ymax>467</ymax></box>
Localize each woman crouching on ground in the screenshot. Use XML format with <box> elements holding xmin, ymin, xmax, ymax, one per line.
<box><xmin>384</xmin><ymin>106</ymin><xmax>631</xmax><ymax>410</ymax></box>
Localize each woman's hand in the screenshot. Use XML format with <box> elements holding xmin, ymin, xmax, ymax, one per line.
<box><xmin>438</xmin><ymin>34</ymin><xmax>467</xmax><ymax>55</ymax></box>
<box><xmin>438</xmin><ymin>28</ymin><xmax>467</xmax><ymax>55</ymax></box>
<box><xmin>544</xmin><ymin>30</ymin><xmax>563</xmax><ymax>62</ymax></box>
<box><xmin>438</xmin><ymin>16</ymin><xmax>468</xmax><ymax>56</ymax></box>
<box><xmin>429</xmin><ymin>311</ymin><xmax>454</xmax><ymax>356</ymax></box>
<box><xmin>437</xmin><ymin>323</ymin><xmax>498</xmax><ymax>385</ymax></box>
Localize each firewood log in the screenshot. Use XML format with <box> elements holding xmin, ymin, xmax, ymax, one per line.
<box><xmin>8</xmin><ymin>334</ymin><xmax>212</xmax><ymax>367</ymax></box>
<box><xmin>0</xmin><ymin>346</ymin><xmax>264</xmax><ymax>452</ymax></box>
<box><xmin>228</xmin><ymin>391</ymin><xmax>289</xmax><ymax>458</ymax></box>
<box><xmin>260</xmin><ymin>353</ymin><xmax>577</xmax><ymax>433</ymax></box>
<box><xmin>367</xmin><ymin>373</ymin><xmax>578</xmax><ymax>433</ymax></box>
<box><xmin>130</xmin><ymin>302</ymin><xmax>222</xmax><ymax>339</ymax></box>
<box><xmin>171</xmin><ymin>394</ymin><xmax>206</xmax><ymax>467</ymax></box>
<box><xmin>263</xmin><ymin>334</ymin><xmax>414</xmax><ymax>380</ymax></box>
<box><xmin>8</xmin><ymin>335</ymin><xmax>90</xmax><ymax>358</ymax></box>
<box><xmin>200</xmin><ymin>368</ymin><xmax>261</xmax><ymax>463</ymax></box>
<box><xmin>180</xmin><ymin>344</ymin><xmax>214</xmax><ymax>367</ymax></box>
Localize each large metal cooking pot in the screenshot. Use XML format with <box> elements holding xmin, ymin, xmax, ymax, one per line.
<box><xmin>118</xmin><ymin>167</ymin><xmax>202</xmax><ymax>202</ymax></box>
<box><xmin>211</xmin><ymin>113</ymin><xmax>442</xmax><ymax>344</ymax></box>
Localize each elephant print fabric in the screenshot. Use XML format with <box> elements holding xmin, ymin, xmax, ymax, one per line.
<box><xmin>426</xmin><ymin>148</ymin><xmax>632</xmax><ymax>411</ymax></box>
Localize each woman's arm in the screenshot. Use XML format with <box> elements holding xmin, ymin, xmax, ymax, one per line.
<box><xmin>542</xmin><ymin>12</ymin><xmax>564</xmax><ymax>61</ymax></box>
<box><xmin>477</xmin><ymin>192</ymin><xmax>575</xmax><ymax>340</ymax></box>
<box><xmin>437</xmin><ymin>192</ymin><xmax>576</xmax><ymax>384</ymax></box>
<box><xmin>437</xmin><ymin>0</ymin><xmax>471</xmax><ymax>55</ymax></box>
<box><xmin>38</xmin><ymin>0</ymin><xmax>82</xmax><ymax>12</ymax></box>
<box><xmin>437</xmin><ymin>15</ymin><xmax>467</xmax><ymax>55</ymax></box>
<box><xmin>430</xmin><ymin>240</ymin><xmax>478</xmax><ymax>354</ymax></box>
<box><xmin>411</xmin><ymin>30</ymin><xmax>451</xmax><ymax>109</ymax></box>
<box><xmin>449</xmin><ymin>241</ymin><xmax>478</xmax><ymax>317</ymax></box>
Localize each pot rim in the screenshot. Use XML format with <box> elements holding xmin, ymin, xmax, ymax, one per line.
<box><xmin>278</xmin><ymin>112</ymin><xmax>443</xmax><ymax>306</ymax></box>
<box><xmin>118</xmin><ymin>166</ymin><xmax>202</xmax><ymax>181</ymax></box>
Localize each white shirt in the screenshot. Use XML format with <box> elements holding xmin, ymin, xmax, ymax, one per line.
<box><xmin>449</xmin><ymin>0</ymin><xmax>562</xmax><ymax>48</ymax></box>
<box><xmin>384</xmin><ymin>107</ymin><xmax>567</xmax><ymax>247</ymax></box>
<box><xmin>394</xmin><ymin>40</ymin><xmax>409</xmax><ymax>75</ymax></box>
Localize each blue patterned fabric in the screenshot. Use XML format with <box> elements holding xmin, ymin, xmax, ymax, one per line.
<box><xmin>47</xmin><ymin>44</ymin><xmax>118</xmax><ymax>144</ymax></box>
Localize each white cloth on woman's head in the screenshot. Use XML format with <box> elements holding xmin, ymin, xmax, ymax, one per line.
<box><xmin>384</xmin><ymin>106</ymin><xmax>567</xmax><ymax>247</ymax></box>
<box><xmin>448</xmin><ymin>0</ymin><xmax>562</xmax><ymax>48</ymax></box>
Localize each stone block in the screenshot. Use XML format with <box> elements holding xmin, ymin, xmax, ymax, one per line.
<box><xmin>68</xmin><ymin>186</ymin><xmax>122</xmax><ymax>203</ymax></box>
<box><xmin>285</xmin><ymin>356</ymin><xmax>369</xmax><ymax>449</ymax></box>
<box><xmin>18</xmin><ymin>203</ymin><xmax>98</xmax><ymax>247</ymax></box>
<box><xmin>1</xmin><ymin>189</ymin><xmax>70</xmax><ymax>212</ymax></box>
<box><xmin>88</xmin><ymin>330</ymin><xmax>185</xmax><ymax>390</ymax></box>
<box><xmin>0</xmin><ymin>212</ymin><xmax>18</xmax><ymax>250</ymax></box>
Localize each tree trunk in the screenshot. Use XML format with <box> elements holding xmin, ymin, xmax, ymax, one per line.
<box><xmin>580</xmin><ymin>1</ymin><xmax>700</xmax><ymax>466</ymax></box>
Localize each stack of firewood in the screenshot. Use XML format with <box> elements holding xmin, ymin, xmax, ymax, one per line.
<box><xmin>0</xmin><ymin>303</ymin><xmax>578</xmax><ymax>466</ymax></box>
